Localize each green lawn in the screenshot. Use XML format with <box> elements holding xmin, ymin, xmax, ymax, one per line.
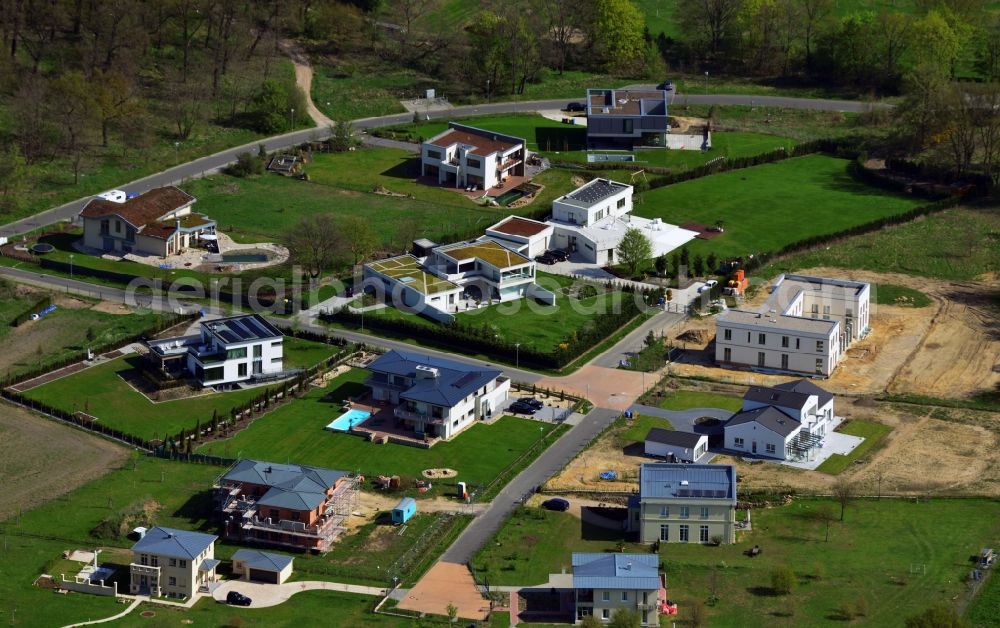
<box><xmin>620</xmin><ymin>413</ymin><xmax>674</xmax><ymax>442</ymax></box>
<box><xmin>657</xmin><ymin>390</ymin><xmax>744</xmax><ymax>413</ymax></box>
<box><xmin>967</xmin><ymin>566</ymin><xmax>1000</xmax><ymax>627</ymax></box>
<box><xmin>20</xmin><ymin>337</ymin><xmax>339</xmax><ymax>440</ymax></box>
<box><xmin>199</xmin><ymin>369</ymin><xmax>560</xmax><ymax>491</ymax></box>
<box><xmin>873</xmin><ymin>283</ymin><xmax>933</xmax><ymax>307</ymax></box>
<box><xmin>815</xmin><ymin>419</ymin><xmax>893</xmax><ymax>475</ymax></box>
<box><xmin>766</xmin><ymin>206</ymin><xmax>1000</xmax><ymax>282</ymax></box>
<box><xmin>634</xmin><ymin>155</ymin><xmax>926</xmax><ymax>259</ymax></box>
<box><xmin>475</xmin><ymin>498</ymin><xmax>1000</xmax><ymax>627</ymax></box>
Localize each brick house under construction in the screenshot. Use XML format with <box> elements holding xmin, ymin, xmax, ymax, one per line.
<box><xmin>214</xmin><ymin>459</ymin><xmax>359</xmax><ymax>553</ymax></box>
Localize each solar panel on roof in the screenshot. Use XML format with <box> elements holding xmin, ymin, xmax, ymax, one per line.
<box><xmin>715</xmin><ymin>490</ymin><xmax>727</xmax><ymax>498</ymax></box>
<box><xmin>567</xmin><ymin>180</ymin><xmax>621</xmax><ymax>205</ymax></box>
<box><xmin>219</xmin><ymin>330</ymin><xmax>239</xmax><ymax>343</ymax></box>
<box><xmin>452</xmin><ymin>372</ymin><xmax>478</xmax><ymax>388</ymax></box>
<box><xmin>244</xmin><ymin>317</ymin><xmax>272</xmax><ymax>338</ymax></box>
<box><xmin>676</xmin><ymin>489</ymin><xmax>689</xmax><ymax>497</ymax></box>
<box><xmin>228</xmin><ymin>321</ymin><xmax>253</xmax><ymax>340</ymax></box>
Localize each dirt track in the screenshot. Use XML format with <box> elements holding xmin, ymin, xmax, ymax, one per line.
<box><xmin>0</xmin><ymin>404</ymin><xmax>128</xmax><ymax>521</ymax></box>
<box><xmin>667</xmin><ymin>267</ymin><xmax>1000</xmax><ymax>400</ymax></box>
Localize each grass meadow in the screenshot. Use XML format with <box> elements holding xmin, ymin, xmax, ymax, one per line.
<box><xmin>474</xmin><ymin>498</ymin><xmax>1000</xmax><ymax>627</ymax></box>
<box><xmin>20</xmin><ymin>337</ymin><xmax>338</xmax><ymax>440</ymax></box>
<box><xmin>634</xmin><ymin>155</ymin><xmax>926</xmax><ymax>259</ymax></box>
<box><xmin>815</xmin><ymin>419</ymin><xmax>893</xmax><ymax>475</ymax></box>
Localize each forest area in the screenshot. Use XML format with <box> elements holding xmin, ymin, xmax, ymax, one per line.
<box><xmin>0</xmin><ymin>0</ymin><xmax>998</xmax><ymax>220</ymax></box>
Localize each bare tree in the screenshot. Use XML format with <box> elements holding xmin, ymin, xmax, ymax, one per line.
<box><xmin>284</xmin><ymin>214</ymin><xmax>344</xmax><ymax>280</ymax></box>
<box><xmin>832</xmin><ymin>477</ymin><xmax>856</xmax><ymax>521</ymax></box>
<box><xmin>812</xmin><ymin>503</ymin><xmax>837</xmax><ymax>541</ymax></box>
<box><xmin>973</xmin><ymin>82</ymin><xmax>1000</xmax><ymax>187</ymax></box>
<box><xmin>677</xmin><ymin>0</ymin><xmax>743</xmax><ymax>61</ymax></box>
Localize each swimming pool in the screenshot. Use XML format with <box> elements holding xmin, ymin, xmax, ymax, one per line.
<box><xmin>222</xmin><ymin>249</ymin><xmax>273</xmax><ymax>263</ymax></box>
<box><xmin>325</xmin><ymin>408</ymin><xmax>371</xmax><ymax>432</ymax></box>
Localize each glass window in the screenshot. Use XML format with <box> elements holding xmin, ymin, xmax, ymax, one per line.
<box><xmin>766</xmin><ymin>443</ymin><xmax>776</xmax><ymax>454</ymax></box>
<box><xmin>253</xmin><ymin>344</ymin><xmax>262</xmax><ymax>358</ymax></box>
<box><xmin>238</xmin><ymin>363</ymin><xmax>248</xmax><ymax>377</ymax></box>
<box><xmin>700</xmin><ymin>526</ymin><xmax>710</xmax><ymax>543</ymax></box>
<box><xmin>758</xmin><ymin>333</ymin><xmax>766</xmax><ymax>345</ymax></box>
<box><xmin>660</xmin><ymin>525</ymin><xmax>669</xmax><ymax>541</ymax></box>
<box><xmin>700</xmin><ymin>507</ymin><xmax>709</xmax><ymax>519</ymax></box>
<box><xmin>602</xmin><ymin>591</ymin><xmax>610</xmax><ymax>602</ymax></box>
<box><xmin>659</xmin><ymin>506</ymin><xmax>669</xmax><ymax>517</ymax></box>
<box><xmin>602</xmin><ymin>609</ymin><xmax>610</xmax><ymax>619</ymax></box>
<box><xmin>617</xmin><ymin>198</ymin><xmax>626</xmax><ymax>209</ymax></box>
<box><xmin>723</xmin><ymin>329</ymin><xmax>731</xmax><ymax>341</ymax></box>
<box><xmin>621</xmin><ymin>591</ymin><xmax>629</xmax><ymax>602</ymax></box>
<box><xmin>816</xmin><ymin>340</ymin><xmax>824</xmax><ymax>352</ymax></box>
<box><xmin>169</xmin><ymin>576</ymin><xmax>176</xmax><ymax>586</ymax></box>
<box><xmin>781</xmin><ymin>336</ymin><xmax>789</xmax><ymax>348</ymax></box>
<box><xmin>680</xmin><ymin>507</ymin><xmax>689</xmax><ymax>519</ymax></box>
<box><xmin>679</xmin><ymin>525</ymin><xmax>689</xmax><ymax>542</ymax></box>
<box><xmin>227</xmin><ymin>347</ymin><xmax>247</xmax><ymax>360</ymax></box>
<box><xmin>734</xmin><ymin>437</ymin><xmax>744</xmax><ymax>448</ymax></box>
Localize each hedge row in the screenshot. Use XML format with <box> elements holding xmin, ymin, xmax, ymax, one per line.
<box><xmin>321</xmin><ymin>290</ymin><xmax>652</xmax><ymax>370</ymax></box>
<box><xmin>8</xmin><ymin>295</ymin><xmax>52</xmax><ymax>327</ymax></box>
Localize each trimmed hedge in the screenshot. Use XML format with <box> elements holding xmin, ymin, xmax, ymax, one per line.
<box><xmin>9</xmin><ymin>295</ymin><xmax>52</xmax><ymax>327</ymax></box>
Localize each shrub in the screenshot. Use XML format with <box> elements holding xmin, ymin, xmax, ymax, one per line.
<box><xmin>228</xmin><ymin>151</ymin><xmax>264</xmax><ymax>177</ymax></box>
<box><xmin>770</xmin><ymin>566</ymin><xmax>797</xmax><ymax>595</ymax></box>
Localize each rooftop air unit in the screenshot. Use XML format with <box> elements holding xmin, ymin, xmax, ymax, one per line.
<box><xmin>415</xmin><ymin>365</ymin><xmax>439</xmax><ymax>380</ymax></box>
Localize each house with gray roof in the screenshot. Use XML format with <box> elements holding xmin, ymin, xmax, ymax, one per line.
<box><xmin>570</xmin><ymin>553</ymin><xmax>664</xmax><ymax>625</ymax></box>
<box><xmin>232</xmin><ymin>549</ymin><xmax>294</xmax><ymax>584</ymax></box>
<box><xmin>129</xmin><ymin>526</ymin><xmax>218</xmax><ymax>599</ymax></box>
<box><xmin>643</xmin><ymin>428</ymin><xmax>708</xmax><ymax>463</ymax></box>
<box><xmin>715</xmin><ymin>273</ymin><xmax>871</xmax><ymax>377</ymax></box>
<box><xmin>724</xmin><ymin>380</ymin><xmax>836</xmax><ymax>462</ymax></box>
<box><xmin>627</xmin><ymin>463</ymin><xmax>737</xmax><ymax>545</ymax></box>
<box><xmin>215</xmin><ymin>460</ymin><xmax>358</xmax><ymax>553</ymax></box>
<box><xmin>365</xmin><ymin>349</ymin><xmax>510</xmax><ymax>441</ymax></box>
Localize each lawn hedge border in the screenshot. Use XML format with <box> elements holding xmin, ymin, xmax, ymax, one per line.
<box><xmin>8</xmin><ymin>294</ymin><xmax>52</xmax><ymax>327</ymax></box>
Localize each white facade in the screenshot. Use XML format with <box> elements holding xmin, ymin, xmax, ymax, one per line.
<box><xmin>421</xmin><ymin>123</ymin><xmax>525</xmax><ymax>190</ymax></box>
<box><xmin>724</xmin><ymin>419</ymin><xmax>797</xmax><ymax>459</ymax></box>
<box><xmin>547</xmin><ymin>179</ymin><xmax>698</xmax><ymax>264</ymax></box>
<box><xmin>484</xmin><ymin>216</ymin><xmax>553</xmax><ymax>258</ymax></box>
<box><xmin>129</xmin><ymin>528</ymin><xmax>218</xmax><ymax>600</ymax></box>
<box><xmin>715</xmin><ymin>274</ymin><xmax>871</xmax><ymax>377</ymax></box>
<box><xmin>644</xmin><ymin>434</ymin><xmax>709</xmax><ymax>462</ymax></box>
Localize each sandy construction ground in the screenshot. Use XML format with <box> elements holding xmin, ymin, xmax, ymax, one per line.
<box><xmin>0</xmin><ymin>404</ymin><xmax>128</xmax><ymax>521</ymax></box>
<box><xmin>667</xmin><ymin>268</ymin><xmax>999</xmax><ymax>400</ymax></box>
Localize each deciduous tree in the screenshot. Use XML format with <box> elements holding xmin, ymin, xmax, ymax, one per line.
<box><xmin>284</xmin><ymin>214</ymin><xmax>344</xmax><ymax>279</ymax></box>
<box><xmin>616</xmin><ymin>227</ymin><xmax>653</xmax><ymax>278</ymax></box>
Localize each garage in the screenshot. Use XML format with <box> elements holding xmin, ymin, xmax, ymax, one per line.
<box><xmin>644</xmin><ymin>428</ymin><xmax>709</xmax><ymax>463</ymax></box>
<box><xmin>231</xmin><ymin>549</ymin><xmax>294</xmax><ymax>585</ymax></box>
<box><xmin>248</xmin><ymin>568</ymin><xmax>279</xmax><ymax>584</ymax></box>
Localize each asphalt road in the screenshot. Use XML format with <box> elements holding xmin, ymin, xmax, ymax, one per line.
<box><xmin>591</xmin><ymin>309</ymin><xmax>686</xmax><ymax>369</ymax></box>
<box><xmin>0</xmin><ymin>93</ymin><xmax>878</xmax><ymax>240</ymax></box>
<box><xmin>440</xmin><ymin>407</ymin><xmax>620</xmax><ymax>564</ymax></box>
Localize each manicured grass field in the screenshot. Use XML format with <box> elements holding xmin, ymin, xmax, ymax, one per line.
<box><xmin>475</xmin><ymin>498</ymin><xmax>1000</xmax><ymax>627</ymax></box>
<box><xmin>656</xmin><ymin>390</ymin><xmax>744</xmax><ymax>413</ymax></box>
<box><xmin>199</xmin><ymin>369</ymin><xmax>560</xmax><ymax>490</ymax></box>
<box><xmin>815</xmin><ymin>419</ymin><xmax>893</xmax><ymax>475</ymax></box>
<box><xmin>873</xmin><ymin>283</ymin><xmax>933</xmax><ymax>307</ymax></box>
<box><xmin>767</xmin><ymin>206</ymin><xmax>1000</xmax><ymax>282</ymax></box>
<box><xmin>967</xmin><ymin>567</ymin><xmax>1000</xmax><ymax>627</ymax></box>
<box><xmin>620</xmin><ymin>413</ymin><xmax>674</xmax><ymax>442</ymax></box>
<box><xmin>20</xmin><ymin>337</ymin><xmax>339</xmax><ymax>440</ymax></box>
<box><xmin>634</xmin><ymin>155</ymin><xmax>926</xmax><ymax>259</ymax></box>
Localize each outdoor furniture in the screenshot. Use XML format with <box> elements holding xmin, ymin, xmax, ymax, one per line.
<box><xmin>746</xmin><ymin>545</ymin><xmax>761</xmax><ymax>557</ymax></box>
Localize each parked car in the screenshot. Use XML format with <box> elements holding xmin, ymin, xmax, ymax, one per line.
<box><xmin>534</xmin><ymin>254</ymin><xmax>556</xmax><ymax>265</ymax></box>
<box><xmin>518</xmin><ymin>397</ymin><xmax>544</xmax><ymax>410</ymax></box>
<box><xmin>565</xmin><ymin>102</ymin><xmax>586</xmax><ymax>112</ymax></box>
<box><xmin>509</xmin><ymin>401</ymin><xmax>538</xmax><ymax>415</ymax></box>
<box><xmin>542</xmin><ymin>498</ymin><xmax>570</xmax><ymax>512</ymax></box>
<box><xmin>698</xmin><ymin>279</ymin><xmax>719</xmax><ymax>294</ymax></box>
<box><xmin>545</xmin><ymin>249</ymin><xmax>570</xmax><ymax>262</ymax></box>
<box><xmin>657</xmin><ymin>80</ymin><xmax>675</xmax><ymax>91</ymax></box>
<box><xmin>226</xmin><ymin>591</ymin><xmax>252</xmax><ymax>606</ymax></box>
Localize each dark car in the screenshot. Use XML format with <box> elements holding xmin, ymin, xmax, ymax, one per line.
<box><xmin>657</xmin><ymin>80</ymin><xmax>675</xmax><ymax>91</ymax></box>
<box><xmin>542</xmin><ymin>498</ymin><xmax>570</xmax><ymax>512</ymax></box>
<box><xmin>519</xmin><ymin>397</ymin><xmax>544</xmax><ymax>410</ymax></box>
<box><xmin>226</xmin><ymin>591</ymin><xmax>252</xmax><ymax>606</ymax></box>
<box><xmin>545</xmin><ymin>249</ymin><xmax>570</xmax><ymax>262</ymax></box>
<box><xmin>534</xmin><ymin>254</ymin><xmax>556</xmax><ymax>265</ymax></box>
<box><xmin>565</xmin><ymin>101</ymin><xmax>586</xmax><ymax>112</ymax></box>
<box><xmin>509</xmin><ymin>401</ymin><xmax>537</xmax><ymax>415</ymax></box>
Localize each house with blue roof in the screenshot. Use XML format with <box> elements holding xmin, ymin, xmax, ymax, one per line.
<box><xmin>215</xmin><ymin>459</ymin><xmax>358</xmax><ymax>552</ymax></box>
<box><xmin>129</xmin><ymin>526</ymin><xmax>219</xmax><ymax>599</ymax></box>
<box><xmin>364</xmin><ymin>349</ymin><xmax>511</xmax><ymax>441</ymax></box>
<box><xmin>571</xmin><ymin>553</ymin><xmax>664</xmax><ymax>625</ymax></box>
<box><xmin>627</xmin><ymin>463</ymin><xmax>737</xmax><ymax>545</ymax></box>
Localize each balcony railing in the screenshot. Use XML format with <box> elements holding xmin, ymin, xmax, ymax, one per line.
<box><xmin>394</xmin><ymin>407</ymin><xmax>444</xmax><ymax>424</ymax></box>
<box><xmin>130</xmin><ymin>564</ymin><xmax>160</xmax><ymax>576</ymax></box>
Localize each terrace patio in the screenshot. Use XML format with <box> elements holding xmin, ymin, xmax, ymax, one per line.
<box><xmin>416</xmin><ymin>173</ymin><xmax>533</xmax><ymax>203</ymax></box>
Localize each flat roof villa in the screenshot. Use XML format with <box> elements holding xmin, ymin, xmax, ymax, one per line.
<box><xmin>363</xmin><ymin>241</ymin><xmax>554</xmax><ymax>321</ymax></box>
<box><xmin>421</xmin><ymin>122</ymin><xmax>526</xmax><ymax>193</ymax></box>
<box><xmin>146</xmin><ymin>314</ymin><xmax>292</xmax><ymax>389</ymax></box>
<box><xmin>586</xmin><ymin>88</ymin><xmax>670</xmax><ymax>149</ymax></box>
<box><xmin>547</xmin><ymin>178</ymin><xmax>698</xmax><ymax>265</ymax></box>
<box><xmin>716</xmin><ymin>274</ymin><xmax>871</xmax><ymax>377</ymax></box>
<box><xmin>484</xmin><ymin>216</ymin><xmax>553</xmax><ymax>258</ymax></box>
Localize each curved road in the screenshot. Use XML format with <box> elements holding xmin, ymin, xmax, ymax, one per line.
<box><xmin>0</xmin><ymin>93</ymin><xmax>877</xmax><ymax>240</ymax></box>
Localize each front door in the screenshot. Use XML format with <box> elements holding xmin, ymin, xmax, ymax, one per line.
<box><xmin>752</xmin><ymin>441</ymin><xmax>757</xmax><ymax>454</ymax></box>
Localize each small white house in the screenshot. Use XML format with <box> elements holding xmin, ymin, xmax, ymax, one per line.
<box><xmin>231</xmin><ymin>549</ymin><xmax>293</xmax><ymax>584</ymax></box>
<box><xmin>644</xmin><ymin>428</ymin><xmax>708</xmax><ymax>463</ymax></box>
<box><xmin>723</xmin><ymin>380</ymin><xmax>836</xmax><ymax>461</ymax></box>
<box><xmin>146</xmin><ymin>314</ymin><xmax>286</xmax><ymax>388</ymax></box>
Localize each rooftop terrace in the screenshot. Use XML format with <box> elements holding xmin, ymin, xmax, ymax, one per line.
<box><xmin>368</xmin><ymin>255</ymin><xmax>460</xmax><ymax>295</ymax></box>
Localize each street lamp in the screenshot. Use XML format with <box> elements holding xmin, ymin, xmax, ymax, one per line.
<box><xmin>173</xmin><ymin>141</ymin><xmax>179</xmax><ymax>164</ymax></box>
<box><xmin>486</xmin><ymin>79</ymin><xmax>491</xmax><ymax>104</ymax></box>
<box><xmin>704</xmin><ymin>71</ymin><xmax>709</xmax><ymax>93</ymax></box>
<box><xmin>69</xmin><ymin>254</ymin><xmax>74</xmax><ymax>280</ymax></box>
<box><xmin>289</xmin><ymin>107</ymin><xmax>295</xmax><ymax>129</ymax></box>
<box><xmin>515</xmin><ymin>342</ymin><xmax>521</xmax><ymax>368</ymax></box>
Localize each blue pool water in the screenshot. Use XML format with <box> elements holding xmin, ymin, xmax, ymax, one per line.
<box><xmin>326</xmin><ymin>409</ymin><xmax>371</xmax><ymax>431</ymax></box>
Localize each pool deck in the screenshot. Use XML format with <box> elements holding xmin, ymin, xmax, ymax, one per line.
<box><xmin>344</xmin><ymin>397</ymin><xmax>442</xmax><ymax>447</ymax></box>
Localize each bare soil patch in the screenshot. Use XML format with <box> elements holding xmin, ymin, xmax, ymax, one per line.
<box><xmin>546</xmin><ymin>425</ymin><xmax>643</xmax><ymax>493</ymax></box>
<box><xmin>0</xmin><ymin>404</ymin><xmax>128</xmax><ymax>521</ymax></box>
<box><xmin>90</xmin><ymin>301</ymin><xmax>133</xmax><ymax>315</ymax></box>
<box><xmin>666</xmin><ymin>268</ymin><xmax>999</xmax><ymax>400</ymax></box>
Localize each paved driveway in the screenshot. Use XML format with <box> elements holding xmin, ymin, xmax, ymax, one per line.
<box><xmin>629</xmin><ymin>404</ymin><xmax>732</xmax><ymax>435</ymax></box>
<box><xmin>211</xmin><ymin>579</ymin><xmax>385</xmax><ymax>609</ymax></box>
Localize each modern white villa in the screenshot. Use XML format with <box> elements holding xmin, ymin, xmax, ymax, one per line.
<box><xmin>363</xmin><ymin>239</ymin><xmax>555</xmax><ymax>321</ymax></box>
<box><xmin>484</xmin><ymin>216</ymin><xmax>553</xmax><ymax>259</ymax></box>
<box><xmin>546</xmin><ymin>178</ymin><xmax>698</xmax><ymax>265</ymax></box>
<box><xmin>364</xmin><ymin>349</ymin><xmax>511</xmax><ymax>441</ymax></box>
<box><xmin>146</xmin><ymin>314</ymin><xmax>287</xmax><ymax>388</ymax></box>
<box><xmin>715</xmin><ymin>274</ymin><xmax>871</xmax><ymax>377</ymax></box>
<box><xmin>421</xmin><ymin>123</ymin><xmax>526</xmax><ymax>191</ymax></box>
<box><xmin>723</xmin><ymin>379</ymin><xmax>836</xmax><ymax>461</ymax></box>
<box><xmin>78</xmin><ymin>186</ymin><xmax>216</xmax><ymax>258</ymax></box>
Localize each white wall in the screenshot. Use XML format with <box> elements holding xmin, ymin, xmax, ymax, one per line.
<box><xmin>715</xmin><ymin>322</ymin><xmax>839</xmax><ymax>376</ymax></box>
<box><xmin>644</xmin><ymin>436</ymin><xmax>708</xmax><ymax>462</ymax></box>
<box><xmin>552</xmin><ymin>185</ymin><xmax>632</xmax><ymax>227</ymax></box>
<box><xmin>724</xmin><ymin>421</ymin><xmax>795</xmax><ymax>459</ymax></box>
